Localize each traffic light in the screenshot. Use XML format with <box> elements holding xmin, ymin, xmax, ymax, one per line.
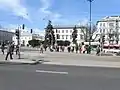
<box><xmin>15</xmin><ymin>30</ymin><xmax>20</xmax><ymax>39</ymax></box>
<box><xmin>31</xmin><ymin>29</ymin><xmax>33</xmax><ymax>33</ymax></box>
<box><xmin>22</xmin><ymin>24</ymin><xmax>25</xmax><ymax>29</ymax></box>
<box><xmin>102</xmin><ymin>35</ymin><xmax>105</xmax><ymax>43</ymax></box>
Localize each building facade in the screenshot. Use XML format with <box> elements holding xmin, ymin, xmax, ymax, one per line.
<box><xmin>46</xmin><ymin>25</ymin><xmax>86</xmax><ymax>44</ymax></box>
<box><xmin>0</xmin><ymin>29</ymin><xmax>14</xmax><ymax>44</ymax></box>
<box><xmin>12</xmin><ymin>29</ymin><xmax>44</xmax><ymax>46</ymax></box>
<box><xmin>93</xmin><ymin>16</ymin><xmax>120</xmax><ymax>45</ymax></box>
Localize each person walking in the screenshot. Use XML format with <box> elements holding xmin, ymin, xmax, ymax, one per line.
<box><xmin>96</xmin><ymin>45</ymin><xmax>100</xmax><ymax>56</ymax></box>
<box><xmin>11</xmin><ymin>42</ymin><xmax>15</xmax><ymax>55</ymax></box>
<box><xmin>67</xmin><ymin>46</ymin><xmax>71</xmax><ymax>53</ymax></box>
<box><xmin>1</xmin><ymin>42</ymin><xmax>5</xmax><ymax>55</ymax></box>
<box><xmin>40</xmin><ymin>44</ymin><xmax>44</xmax><ymax>53</ymax></box>
<box><xmin>5</xmin><ymin>42</ymin><xmax>14</xmax><ymax>60</ymax></box>
<box><xmin>16</xmin><ymin>45</ymin><xmax>19</xmax><ymax>55</ymax></box>
<box><xmin>75</xmin><ymin>45</ymin><xmax>79</xmax><ymax>53</ymax></box>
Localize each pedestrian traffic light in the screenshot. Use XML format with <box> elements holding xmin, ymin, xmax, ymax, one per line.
<box><xmin>102</xmin><ymin>35</ymin><xmax>105</xmax><ymax>43</ymax></box>
<box><xmin>22</xmin><ymin>24</ymin><xmax>25</xmax><ymax>29</ymax></box>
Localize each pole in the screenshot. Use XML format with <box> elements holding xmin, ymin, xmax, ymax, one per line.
<box><xmin>100</xmin><ymin>33</ymin><xmax>103</xmax><ymax>56</ymax></box>
<box><xmin>18</xmin><ymin>27</ymin><xmax>21</xmax><ymax>59</ymax></box>
<box><xmin>88</xmin><ymin>0</ymin><xmax>93</xmax><ymax>54</ymax></box>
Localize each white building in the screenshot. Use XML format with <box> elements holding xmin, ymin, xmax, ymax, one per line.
<box><xmin>0</xmin><ymin>29</ymin><xmax>14</xmax><ymax>44</ymax></box>
<box><xmin>46</xmin><ymin>25</ymin><xmax>86</xmax><ymax>44</ymax></box>
<box><xmin>12</xmin><ymin>29</ymin><xmax>45</xmax><ymax>46</ymax></box>
<box><xmin>93</xmin><ymin>16</ymin><xmax>120</xmax><ymax>45</ymax></box>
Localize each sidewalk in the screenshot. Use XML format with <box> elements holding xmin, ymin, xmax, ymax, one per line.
<box><xmin>0</xmin><ymin>50</ymin><xmax>120</xmax><ymax>67</ymax></box>
<box><xmin>41</xmin><ymin>51</ymin><xmax>120</xmax><ymax>68</ymax></box>
<box><xmin>0</xmin><ymin>51</ymin><xmax>40</xmax><ymax>65</ymax></box>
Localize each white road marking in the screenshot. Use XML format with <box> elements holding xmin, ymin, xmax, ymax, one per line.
<box><xmin>36</xmin><ymin>70</ymin><xmax>68</xmax><ymax>75</ymax></box>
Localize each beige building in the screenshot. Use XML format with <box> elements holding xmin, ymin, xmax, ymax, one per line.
<box><xmin>0</xmin><ymin>29</ymin><xmax>14</xmax><ymax>44</ymax></box>
<box><xmin>93</xmin><ymin>16</ymin><xmax>120</xmax><ymax>45</ymax></box>
<box><xmin>12</xmin><ymin>29</ymin><xmax>44</xmax><ymax>46</ymax></box>
<box><xmin>46</xmin><ymin>25</ymin><xmax>86</xmax><ymax>44</ymax></box>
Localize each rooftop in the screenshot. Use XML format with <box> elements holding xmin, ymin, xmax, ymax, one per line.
<box><xmin>0</xmin><ymin>29</ymin><xmax>14</xmax><ymax>34</ymax></box>
<box><xmin>97</xmin><ymin>16</ymin><xmax>120</xmax><ymax>23</ymax></box>
<box><xmin>45</xmin><ymin>25</ymin><xmax>86</xmax><ymax>29</ymax></box>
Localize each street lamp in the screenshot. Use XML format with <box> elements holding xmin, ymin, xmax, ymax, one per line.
<box><xmin>87</xmin><ymin>0</ymin><xmax>94</xmax><ymax>54</ymax></box>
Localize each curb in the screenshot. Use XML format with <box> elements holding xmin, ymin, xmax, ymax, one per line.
<box><xmin>0</xmin><ymin>60</ymin><xmax>39</xmax><ymax>65</ymax></box>
<box><xmin>42</xmin><ymin>62</ymin><xmax>120</xmax><ymax>68</ymax></box>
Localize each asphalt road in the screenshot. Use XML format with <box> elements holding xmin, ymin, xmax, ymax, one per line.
<box><xmin>0</xmin><ymin>64</ymin><xmax>120</xmax><ymax>90</ymax></box>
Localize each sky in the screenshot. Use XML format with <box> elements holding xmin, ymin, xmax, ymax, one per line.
<box><xmin>0</xmin><ymin>0</ymin><xmax>120</xmax><ymax>31</ymax></box>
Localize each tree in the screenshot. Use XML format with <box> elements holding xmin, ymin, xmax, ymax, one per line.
<box><xmin>57</xmin><ymin>40</ymin><xmax>64</xmax><ymax>46</ymax></box>
<box><xmin>64</xmin><ymin>40</ymin><xmax>71</xmax><ymax>46</ymax></box>
<box><xmin>44</xmin><ymin>20</ymin><xmax>55</xmax><ymax>48</ymax></box>
<box><xmin>57</xmin><ymin>40</ymin><xmax>70</xmax><ymax>46</ymax></box>
<box><xmin>28</xmin><ymin>39</ymin><xmax>42</xmax><ymax>47</ymax></box>
<box><xmin>72</xmin><ymin>25</ymin><xmax>78</xmax><ymax>44</ymax></box>
<box><xmin>81</xmin><ymin>24</ymin><xmax>97</xmax><ymax>42</ymax></box>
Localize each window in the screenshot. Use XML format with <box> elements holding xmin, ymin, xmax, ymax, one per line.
<box><xmin>56</xmin><ymin>29</ymin><xmax>58</xmax><ymax>33</ymax></box>
<box><xmin>109</xmin><ymin>23</ymin><xmax>114</xmax><ymax>27</ymax></box>
<box><xmin>57</xmin><ymin>34</ymin><xmax>60</xmax><ymax>39</ymax></box>
<box><xmin>100</xmin><ymin>29</ymin><xmax>102</xmax><ymax>33</ymax></box>
<box><xmin>62</xmin><ymin>35</ymin><xmax>64</xmax><ymax>39</ymax></box>
<box><xmin>70</xmin><ymin>35</ymin><xmax>72</xmax><ymax>39</ymax></box>
<box><xmin>103</xmin><ymin>29</ymin><xmax>105</xmax><ymax>33</ymax></box>
<box><xmin>66</xmin><ymin>30</ymin><xmax>68</xmax><ymax>33</ymax></box>
<box><xmin>100</xmin><ymin>23</ymin><xmax>102</xmax><ymax>26</ymax></box>
<box><xmin>66</xmin><ymin>35</ymin><xmax>68</xmax><ymax>39</ymax></box>
<box><xmin>57</xmin><ymin>30</ymin><xmax>60</xmax><ymax>33</ymax></box>
<box><xmin>70</xmin><ymin>30</ymin><xmax>72</xmax><ymax>33</ymax></box>
<box><xmin>80</xmin><ymin>35</ymin><xmax>84</xmax><ymax>39</ymax></box>
<box><xmin>103</xmin><ymin>23</ymin><xmax>105</xmax><ymax>27</ymax></box>
<box><xmin>62</xmin><ymin>30</ymin><xmax>64</xmax><ymax>33</ymax></box>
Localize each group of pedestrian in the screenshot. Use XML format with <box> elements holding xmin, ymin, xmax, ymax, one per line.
<box><xmin>55</xmin><ymin>46</ymin><xmax>65</xmax><ymax>52</ymax></box>
<box><xmin>37</xmin><ymin>42</ymin><xmax>101</xmax><ymax>56</ymax></box>
<box><xmin>0</xmin><ymin>42</ymin><xmax>20</xmax><ymax>60</ymax></box>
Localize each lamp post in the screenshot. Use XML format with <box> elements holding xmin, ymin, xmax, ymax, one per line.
<box><xmin>87</xmin><ymin>0</ymin><xmax>94</xmax><ymax>54</ymax></box>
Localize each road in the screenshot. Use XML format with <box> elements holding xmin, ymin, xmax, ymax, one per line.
<box><xmin>0</xmin><ymin>64</ymin><xmax>120</xmax><ymax>90</ymax></box>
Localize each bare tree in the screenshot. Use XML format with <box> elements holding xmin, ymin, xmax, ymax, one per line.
<box><xmin>81</xmin><ymin>24</ymin><xmax>97</xmax><ymax>42</ymax></box>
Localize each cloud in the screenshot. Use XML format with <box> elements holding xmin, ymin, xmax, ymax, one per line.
<box><xmin>0</xmin><ymin>0</ymin><xmax>31</xmax><ymax>21</ymax></box>
<box><xmin>39</xmin><ymin>0</ymin><xmax>63</xmax><ymax>23</ymax></box>
<box><xmin>77</xmin><ymin>18</ymin><xmax>89</xmax><ymax>26</ymax></box>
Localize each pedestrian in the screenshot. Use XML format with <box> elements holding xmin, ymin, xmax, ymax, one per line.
<box><xmin>11</xmin><ymin>42</ymin><xmax>15</xmax><ymax>55</ymax></box>
<box><xmin>1</xmin><ymin>42</ymin><xmax>5</xmax><ymax>55</ymax></box>
<box><xmin>96</xmin><ymin>45</ymin><xmax>100</xmax><ymax>56</ymax></box>
<box><xmin>81</xmin><ymin>45</ymin><xmax>86</xmax><ymax>54</ymax></box>
<box><xmin>75</xmin><ymin>45</ymin><xmax>79</xmax><ymax>53</ymax></box>
<box><xmin>43</xmin><ymin>45</ymin><xmax>47</xmax><ymax>51</ymax></box>
<box><xmin>67</xmin><ymin>46</ymin><xmax>70</xmax><ymax>53</ymax></box>
<box><xmin>40</xmin><ymin>44</ymin><xmax>43</xmax><ymax>53</ymax></box>
<box><xmin>16</xmin><ymin>44</ymin><xmax>19</xmax><ymax>55</ymax></box>
<box><xmin>5</xmin><ymin>42</ymin><xmax>13</xmax><ymax>60</ymax></box>
<box><xmin>71</xmin><ymin>46</ymin><xmax>74</xmax><ymax>53</ymax></box>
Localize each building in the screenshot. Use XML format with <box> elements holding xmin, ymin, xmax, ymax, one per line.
<box><xmin>12</xmin><ymin>29</ymin><xmax>44</xmax><ymax>46</ymax></box>
<box><xmin>0</xmin><ymin>29</ymin><xmax>14</xmax><ymax>44</ymax></box>
<box><xmin>45</xmin><ymin>25</ymin><xmax>86</xmax><ymax>44</ymax></box>
<box><xmin>93</xmin><ymin>16</ymin><xmax>120</xmax><ymax>45</ymax></box>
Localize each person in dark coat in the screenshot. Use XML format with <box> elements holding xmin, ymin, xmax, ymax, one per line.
<box><xmin>67</xmin><ymin>46</ymin><xmax>71</xmax><ymax>53</ymax></box>
<box><xmin>5</xmin><ymin>42</ymin><xmax>14</xmax><ymax>60</ymax></box>
<box><xmin>1</xmin><ymin>42</ymin><xmax>5</xmax><ymax>55</ymax></box>
<box><xmin>16</xmin><ymin>45</ymin><xmax>19</xmax><ymax>55</ymax></box>
<box><xmin>75</xmin><ymin>45</ymin><xmax>79</xmax><ymax>53</ymax></box>
<box><xmin>96</xmin><ymin>45</ymin><xmax>100</xmax><ymax>56</ymax></box>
